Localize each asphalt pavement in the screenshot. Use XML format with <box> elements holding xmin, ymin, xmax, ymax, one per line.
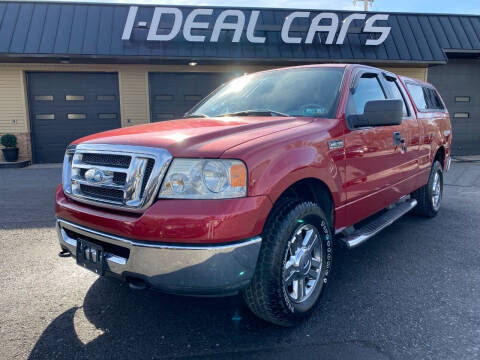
<box><xmin>0</xmin><ymin>161</ymin><xmax>479</xmax><ymax>360</ymax></box>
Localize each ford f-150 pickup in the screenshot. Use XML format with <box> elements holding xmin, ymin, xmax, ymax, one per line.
<box><xmin>56</xmin><ymin>64</ymin><xmax>452</xmax><ymax>326</ymax></box>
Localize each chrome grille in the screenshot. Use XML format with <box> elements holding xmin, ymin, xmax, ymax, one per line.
<box><xmin>79</xmin><ymin>168</ymin><xmax>127</xmax><ymax>186</ymax></box>
<box><xmin>63</xmin><ymin>144</ymin><xmax>172</xmax><ymax>212</ymax></box>
<box><xmin>82</xmin><ymin>153</ymin><xmax>131</xmax><ymax>168</ymax></box>
<box><xmin>79</xmin><ymin>184</ymin><xmax>124</xmax><ymax>202</ymax></box>
<box><xmin>113</xmin><ymin>172</ymin><xmax>127</xmax><ymax>185</ymax></box>
<box><xmin>140</xmin><ymin>159</ymin><xmax>155</xmax><ymax>198</ymax></box>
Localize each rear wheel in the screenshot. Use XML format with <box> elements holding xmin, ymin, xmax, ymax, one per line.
<box><xmin>243</xmin><ymin>199</ymin><xmax>333</xmax><ymax>326</ymax></box>
<box><xmin>412</xmin><ymin>161</ymin><xmax>443</xmax><ymax>217</ymax></box>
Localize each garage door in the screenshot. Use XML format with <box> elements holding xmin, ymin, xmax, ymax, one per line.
<box><xmin>149</xmin><ymin>72</ymin><xmax>233</xmax><ymax>122</ymax></box>
<box><xmin>428</xmin><ymin>59</ymin><xmax>480</xmax><ymax>155</ymax></box>
<box><xmin>27</xmin><ymin>72</ymin><xmax>121</xmax><ymax>163</ymax></box>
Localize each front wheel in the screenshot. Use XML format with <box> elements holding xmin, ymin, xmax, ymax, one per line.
<box><xmin>412</xmin><ymin>160</ymin><xmax>443</xmax><ymax>218</ymax></box>
<box><xmin>242</xmin><ymin>199</ymin><xmax>333</xmax><ymax>326</ymax></box>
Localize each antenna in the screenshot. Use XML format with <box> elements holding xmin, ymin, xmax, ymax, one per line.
<box><xmin>353</xmin><ymin>0</ymin><xmax>374</xmax><ymax>11</ymax></box>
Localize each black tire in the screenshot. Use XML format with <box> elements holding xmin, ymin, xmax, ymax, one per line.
<box><xmin>242</xmin><ymin>198</ymin><xmax>333</xmax><ymax>326</ymax></box>
<box><xmin>412</xmin><ymin>161</ymin><xmax>443</xmax><ymax>218</ymax></box>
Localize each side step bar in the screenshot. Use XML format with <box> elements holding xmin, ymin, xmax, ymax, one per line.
<box><xmin>339</xmin><ymin>199</ymin><xmax>418</xmax><ymax>249</ymax></box>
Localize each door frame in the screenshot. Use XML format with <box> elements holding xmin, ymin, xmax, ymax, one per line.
<box><xmin>342</xmin><ymin>67</ymin><xmax>418</xmax><ymax>225</ymax></box>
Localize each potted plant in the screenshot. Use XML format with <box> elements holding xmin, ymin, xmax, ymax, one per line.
<box><xmin>1</xmin><ymin>134</ymin><xmax>19</xmax><ymax>162</ymax></box>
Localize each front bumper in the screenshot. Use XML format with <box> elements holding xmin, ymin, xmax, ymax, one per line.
<box><xmin>57</xmin><ymin>219</ymin><xmax>262</xmax><ymax>296</ymax></box>
<box><xmin>55</xmin><ymin>186</ymin><xmax>271</xmax><ymax>244</ymax></box>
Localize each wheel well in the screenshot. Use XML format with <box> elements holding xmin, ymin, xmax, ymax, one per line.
<box><xmin>434</xmin><ymin>146</ymin><xmax>446</xmax><ymax>169</ymax></box>
<box><xmin>274</xmin><ymin>178</ymin><xmax>334</xmax><ymax>228</ymax></box>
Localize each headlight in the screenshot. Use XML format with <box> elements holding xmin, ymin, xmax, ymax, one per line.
<box><xmin>159</xmin><ymin>159</ymin><xmax>247</xmax><ymax>199</ymax></box>
<box><xmin>62</xmin><ymin>145</ymin><xmax>76</xmax><ymax>195</ymax></box>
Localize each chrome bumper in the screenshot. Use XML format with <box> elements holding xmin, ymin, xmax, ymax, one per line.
<box><xmin>56</xmin><ymin>219</ymin><xmax>262</xmax><ymax>296</ymax></box>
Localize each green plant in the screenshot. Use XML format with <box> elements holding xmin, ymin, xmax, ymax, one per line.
<box><xmin>1</xmin><ymin>134</ymin><xmax>17</xmax><ymax>148</ymax></box>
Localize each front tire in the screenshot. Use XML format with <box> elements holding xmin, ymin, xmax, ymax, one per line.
<box><xmin>412</xmin><ymin>160</ymin><xmax>443</xmax><ymax>218</ymax></box>
<box><xmin>243</xmin><ymin>199</ymin><xmax>333</xmax><ymax>326</ymax></box>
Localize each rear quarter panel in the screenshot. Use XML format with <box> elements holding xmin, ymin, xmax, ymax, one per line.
<box><xmin>399</xmin><ymin>76</ymin><xmax>452</xmax><ymax>176</ymax></box>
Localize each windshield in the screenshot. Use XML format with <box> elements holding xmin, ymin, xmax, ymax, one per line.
<box><xmin>186</xmin><ymin>67</ymin><xmax>345</xmax><ymax>118</ymax></box>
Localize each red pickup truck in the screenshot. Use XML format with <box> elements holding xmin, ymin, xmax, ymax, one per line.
<box><xmin>56</xmin><ymin>64</ymin><xmax>451</xmax><ymax>326</ymax></box>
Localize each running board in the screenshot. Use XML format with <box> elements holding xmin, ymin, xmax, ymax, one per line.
<box><xmin>339</xmin><ymin>199</ymin><xmax>417</xmax><ymax>249</ymax></box>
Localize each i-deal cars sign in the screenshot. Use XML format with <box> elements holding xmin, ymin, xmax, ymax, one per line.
<box><xmin>122</xmin><ymin>7</ymin><xmax>391</xmax><ymax>46</ymax></box>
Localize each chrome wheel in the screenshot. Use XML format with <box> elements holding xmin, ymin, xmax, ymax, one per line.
<box><xmin>283</xmin><ymin>224</ymin><xmax>323</xmax><ymax>304</ymax></box>
<box><xmin>432</xmin><ymin>171</ymin><xmax>442</xmax><ymax>211</ymax></box>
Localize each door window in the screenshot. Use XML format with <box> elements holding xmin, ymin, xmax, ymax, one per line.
<box><xmin>455</xmin><ymin>96</ymin><xmax>470</xmax><ymax>103</ymax></box>
<box><xmin>348</xmin><ymin>74</ymin><xmax>386</xmax><ymax>115</ymax></box>
<box><xmin>383</xmin><ymin>77</ymin><xmax>409</xmax><ymax>116</ymax></box>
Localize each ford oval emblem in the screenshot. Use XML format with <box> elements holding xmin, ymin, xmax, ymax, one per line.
<box><xmin>85</xmin><ymin>169</ymin><xmax>105</xmax><ymax>184</ymax></box>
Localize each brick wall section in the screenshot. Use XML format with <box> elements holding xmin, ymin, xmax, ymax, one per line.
<box><xmin>0</xmin><ymin>133</ymin><xmax>31</xmax><ymax>162</ymax></box>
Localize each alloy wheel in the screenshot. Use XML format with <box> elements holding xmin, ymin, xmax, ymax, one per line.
<box><xmin>282</xmin><ymin>224</ymin><xmax>323</xmax><ymax>304</ymax></box>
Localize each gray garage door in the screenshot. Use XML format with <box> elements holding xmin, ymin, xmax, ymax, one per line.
<box><xmin>149</xmin><ymin>72</ymin><xmax>233</xmax><ymax>122</ymax></box>
<box><xmin>429</xmin><ymin>59</ymin><xmax>480</xmax><ymax>155</ymax></box>
<box><xmin>27</xmin><ymin>72</ymin><xmax>121</xmax><ymax>163</ymax></box>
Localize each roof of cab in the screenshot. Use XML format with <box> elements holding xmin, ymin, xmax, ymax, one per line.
<box><xmin>398</xmin><ymin>75</ymin><xmax>435</xmax><ymax>88</ymax></box>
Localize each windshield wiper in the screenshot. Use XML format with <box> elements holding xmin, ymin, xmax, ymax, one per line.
<box><xmin>217</xmin><ymin>109</ymin><xmax>290</xmax><ymax>117</ymax></box>
<box><xmin>183</xmin><ymin>113</ymin><xmax>209</xmax><ymax>118</ymax></box>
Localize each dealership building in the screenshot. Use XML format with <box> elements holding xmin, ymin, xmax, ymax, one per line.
<box><xmin>0</xmin><ymin>1</ymin><xmax>479</xmax><ymax>163</ymax></box>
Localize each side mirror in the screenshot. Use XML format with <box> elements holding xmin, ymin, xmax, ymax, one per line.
<box><xmin>348</xmin><ymin>99</ymin><xmax>403</xmax><ymax>128</ymax></box>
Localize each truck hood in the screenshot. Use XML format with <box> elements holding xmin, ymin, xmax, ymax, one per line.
<box><xmin>73</xmin><ymin>116</ymin><xmax>313</xmax><ymax>158</ymax></box>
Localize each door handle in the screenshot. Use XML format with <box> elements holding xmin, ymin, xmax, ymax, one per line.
<box><xmin>393</xmin><ymin>132</ymin><xmax>407</xmax><ymax>152</ymax></box>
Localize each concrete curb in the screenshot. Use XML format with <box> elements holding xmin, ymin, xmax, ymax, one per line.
<box><xmin>0</xmin><ymin>160</ymin><xmax>31</xmax><ymax>169</ymax></box>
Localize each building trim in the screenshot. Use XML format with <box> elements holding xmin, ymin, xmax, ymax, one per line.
<box><xmin>0</xmin><ymin>54</ymin><xmax>445</xmax><ymax>66</ymax></box>
<box><xmin>5</xmin><ymin>1</ymin><xmax>479</xmax><ymax>18</ymax></box>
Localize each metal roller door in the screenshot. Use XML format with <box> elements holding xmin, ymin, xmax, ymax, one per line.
<box><xmin>27</xmin><ymin>72</ymin><xmax>121</xmax><ymax>163</ymax></box>
<box><xmin>149</xmin><ymin>72</ymin><xmax>233</xmax><ymax>122</ymax></box>
<box><xmin>429</xmin><ymin>59</ymin><xmax>480</xmax><ymax>155</ymax></box>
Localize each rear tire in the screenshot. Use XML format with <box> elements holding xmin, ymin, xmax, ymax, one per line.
<box><xmin>242</xmin><ymin>199</ymin><xmax>333</xmax><ymax>326</ymax></box>
<box><xmin>412</xmin><ymin>161</ymin><xmax>443</xmax><ymax>218</ymax></box>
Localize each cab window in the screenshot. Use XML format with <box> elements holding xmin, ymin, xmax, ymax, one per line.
<box><xmin>406</xmin><ymin>83</ymin><xmax>428</xmax><ymax>110</ymax></box>
<box><xmin>425</xmin><ymin>88</ymin><xmax>445</xmax><ymax>110</ymax></box>
<box><xmin>406</xmin><ymin>83</ymin><xmax>445</xmax><ymax>111</ymax></box>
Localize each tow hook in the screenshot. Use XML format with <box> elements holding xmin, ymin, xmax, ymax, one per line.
<box><xmin>58</xmin><ymin>249</ymin><xmax>71</xmax><ymax>258</ymax></box>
